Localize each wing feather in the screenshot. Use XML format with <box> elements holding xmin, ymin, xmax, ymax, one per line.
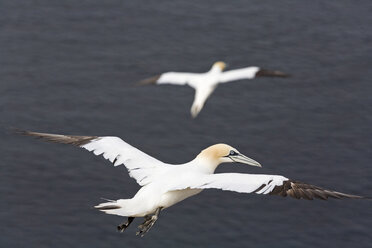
<box><xmin>170</xmin><ymin>173</ymin><xmax>287</xmax><ymax>194</ymax></box>
<box><xmin>169</xmin><ymin>173</ymin><xmax>366</xmax><ymax>200</ymax></box>
<box><xmin>219</xmin><ymin>67</ymin><xmax>289</xmax><ymax>83</ymax></box>
<box><xmin>219</xmin><ymin>67</ymin><xmax>260</xmax><ymax>83</ymax></box>
<box><xmin>269</xmin><ymin>180</ymin><xmax>364</xmax><ymax>200</ymax></box>
<box><xmin>156</xmin><ymin>72</ymin><xmax>199</xmax><ymax>85</ymax></box>
<box><xmin>17</xmin><ymin>130</ymin><xmax>166</xmax><ymax>186</ymax></box>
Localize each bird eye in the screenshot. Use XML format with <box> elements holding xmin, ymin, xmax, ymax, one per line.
<box><xmin>229</xmin><ymin>150</ymin><xmax>238</xmax><ymax>156</ymax></box>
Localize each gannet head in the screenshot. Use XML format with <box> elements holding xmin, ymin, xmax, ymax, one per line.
<box><xmin>197</xmin><ymin>144</ymin><xmax>262</xmax><ymax>168</ymax></box>
<box><xmin>211</xmin><ymin>61</ymin><xmax>227</xmax><ymax>72</ymax></box>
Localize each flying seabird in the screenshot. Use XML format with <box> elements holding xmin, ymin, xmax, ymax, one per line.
<box><xmin>18</xmin><ymin>130</ymin><xmax>367</xmax><ymax>236</ymax></box>
<box><xmin>137</xmin><ymin>61</ymin><xmax>290</xmax><ymax>118</ymax></box>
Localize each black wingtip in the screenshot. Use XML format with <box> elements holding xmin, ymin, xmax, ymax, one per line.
<box><xmin>12</xmin><ymin>128</ymin><xmax>44</xmax><ymax>138</ymax></box>
<box><xmin>135</xmin><ymin>75</ymin><xmax>161</xmax><ymax>86</ymax></box>
<box><xmin>269</xmin><ymin>180</ymin><xmax>369</xmax><ymax>200</ymax></box>
<box><xmin>11</xmin><ymin>128</ymin><xmax>30</xmax><ymax>136</ymax></box>
<box><xmin>255</xmin><ymin>69</ymin><xmax>290</xmax><ymax>78</ymax></box>
<box><xmin>359</xmin><ymin>196</ymin><xmax>372</xmax><ymax>200</ymax></box>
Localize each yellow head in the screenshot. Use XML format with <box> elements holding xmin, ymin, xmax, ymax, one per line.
<box><xmin>197</xmin><ymin>143</ymin><xmax>261</xmax><ymax>167</ymax></box>
<box><xmin>212</xmin><ymin>61</ymin><xmax>227</xmax><ymax>71</ymax></box>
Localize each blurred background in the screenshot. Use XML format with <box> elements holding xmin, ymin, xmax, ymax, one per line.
<box><xmin>1</xmin><ymin>0</ymin><xmax>372</xmax><ymax>247</ymax></box>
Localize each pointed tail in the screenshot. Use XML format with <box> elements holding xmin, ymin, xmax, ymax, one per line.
<box><xmin>95</xmin><ymin>201</ymin><xmax>121</xmax><ymax>211</ymax></box>
<box><xmin>94</xmin><ymin>199</ymin><xmax>133</xmax><ymax>217</ymax></box>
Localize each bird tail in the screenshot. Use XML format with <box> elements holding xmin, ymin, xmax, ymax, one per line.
<box><xmin>94</xmin><ymin>199</ymin><xmax>130</xmax><ymax>216</ymax></box>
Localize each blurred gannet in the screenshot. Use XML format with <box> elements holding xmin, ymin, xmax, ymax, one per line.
<box><xmin>19</xmin><ymin>130</ymin><xmax>366</xmax><ymax>236</ymax></box>
<box><xmin>138</xmin><ymin>61</ymin><xmax>289</xmax><ymax>118</ymax></box>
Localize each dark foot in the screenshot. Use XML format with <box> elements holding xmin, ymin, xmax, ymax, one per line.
<box><xmin>136</xmin><ymin>215</ymin><xmax>158</xmax><ymax>237</ymax></box>
<box><xmin>136</xmin><ymin>208</ymin><xmax>162</xmax><ymax>237</ymax></box>
<box><xmin>117</xmin><ymin>217</ymin><xmax>134</xmax><ymax>233</ymax></box>
<box><xmin>117</xmin><ymin>223</ymin><xmax>129</xmax><ymax>232</ymax></box>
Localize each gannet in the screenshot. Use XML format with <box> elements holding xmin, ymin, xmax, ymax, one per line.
<box><xmin>137</xmin><ymin>61</ymin><xmax>289</xmax><ymax>118</ymax></box>
<box><xmin>19</xmin><ymin>130</ymin><xmax>367</xmax><ymax>236</ymax></box>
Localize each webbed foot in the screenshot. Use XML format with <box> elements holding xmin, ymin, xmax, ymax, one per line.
<box><xmin>117</xmin><ymin>217</ymin><xmax>134</xmax><ymax>232</ymax></box>
<box><xmin>136</xmin><ymin>208</ymin><xmax>162</xmax><ymax>237</ymax></box>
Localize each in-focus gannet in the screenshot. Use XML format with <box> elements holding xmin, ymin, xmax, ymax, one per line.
<box><xmin>19</xmin><ymin>130</ymin><xmax>367</xmax><ymax>236</ymax></box>
<box><xmin>138</xmin><ymin>61</ymin><xmax>289</xmax><ymax>118</ymax></box>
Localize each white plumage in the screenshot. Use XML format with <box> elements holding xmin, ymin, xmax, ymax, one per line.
<box><xmin>19</xmin><ymin>130</ymin><xmax>365</xmax><ymax>236</ymax></box>
<box><xmin>82</xmin><ymin>136</ymin><xmax>164</xmax><ymax>186</ymax></box>
<box><xmin>138</xmin><ymin>61</ymin><xmax>289</xmax><ymax>118</ymax></box>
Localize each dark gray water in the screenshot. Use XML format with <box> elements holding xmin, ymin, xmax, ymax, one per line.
<box><xmin>1</xmin><ymin>0</ymin><xmax>372</xmax><ymax>247</ymax></box>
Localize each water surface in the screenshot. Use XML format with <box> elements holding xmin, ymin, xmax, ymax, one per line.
<box><xmin>1</xmin><ymin>1</ymin><xmax>372</xmax><ymax>247</ymax></box>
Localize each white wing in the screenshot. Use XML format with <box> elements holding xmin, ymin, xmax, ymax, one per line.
<box><xmin>157</xmin><ymin>72</ymin><xmax>199</xmax><ymax>85</ymax></box>
<box><xmin>82</xmin><ymin>137</ymin><xmax>166</xmax><ymax>185</ymax></box>
<box><xmin>19</xmin><ymin>131</ymin><xmax>166</xmax><ymax>186</ymax></box>
<box><xmin>169</xmin><ymin>173</ymin><xmax>286</xmax><ymax>194</ymax></box>
<box><xmin>219</xmin><ymin>67</ymin><xmax>260</xmax><ymax>83</ymax></box>
<box><xmin>169</xmin><ymin>173</ymin><xmax>364</xmax><ymax>200</ymax></box>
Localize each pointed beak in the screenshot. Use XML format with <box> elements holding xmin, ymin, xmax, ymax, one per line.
<box><xmin>232</xmin><ymin>154</ymin><xmax>262</xmax><ymax>167</ymax></box>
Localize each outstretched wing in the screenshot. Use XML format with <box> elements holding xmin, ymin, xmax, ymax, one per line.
<box><xmin>18</xmin><ymin>130</ymin><xmax>166</xmax><ymax>186</ymax></box>
<box><xmin>170</xmin><ymin>173</ymin><xmax>365</xmax><ymax>200</ymax></box>
<box><xmin>137</xmin><ymin>72</ymin><xmax>199</xmax><ymax>86</ymax></box>
<box><xmin>219</xmin><ymin>67</ymin><xmax>289</xmax><ymax>83</ymax></box>
<box><xmin>267</xmin><ymin>180</ymin><xmax>364</xmax><ymax>200</ymax></box>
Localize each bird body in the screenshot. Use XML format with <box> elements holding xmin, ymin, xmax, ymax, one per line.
<box><xmin>95</xmin><ymin>146</ymin><xmax>250</xmax><ymax>217</ymax></box>
<box><xmin>18</xmin><ymin>130</ymin><xmax>367</xmax><ymax>236</ymax></box>
<box><xmin>138</xmin><ymin>62</ymin><xmax>289</xmax><ymax>117</ymax></box>
<box><xmin>104</xmin><ymin>163</ymin><xmax>205</xmax><ymax>217</ymax></box>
